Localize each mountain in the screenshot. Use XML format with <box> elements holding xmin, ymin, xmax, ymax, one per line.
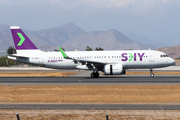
<box><xmin>0</xmin><ymin>23</ymin><xmax>156</xmax><ymax>51</ymax></box>
<box><xmin>0</xmin><ymin>23</ymin><xmax>86</xmax><ymax>51</ymax></box>
<box><xmin>122</xmin><ymin>32</ymin><xmax>161</xmax><ymax>47</ymax></box>
<box><xmin>36</xmin><ymin>22</ymin><xmax>86</xmax><ymax>45</ymax></box>
<box><xmin>156</xmin><ymin>45</ymin><xmax>180</xmax><ymax>58</ymax></box>
<box><xmin>62</xmin><ymin>29</ymin><xmax>156</xmax><ymax>50</ymax></box>
<box><xmin>0</xmin><ymin>24</ymin><xmax>14</xmax><ymax>50</ymax></box>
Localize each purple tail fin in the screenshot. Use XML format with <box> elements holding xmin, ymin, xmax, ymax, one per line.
<box><xmin>10</xmin><ymin>26</ymin><xmax>38</xmax><ymax>50</ymax></box>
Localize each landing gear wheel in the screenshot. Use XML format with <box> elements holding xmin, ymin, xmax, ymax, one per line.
<box><xmin>95</xmin><ymin>73</ymin><xmax>99</xmax><ymax>78</ymax></box>
<box><xmin>150</xmin><ymin>68</ymin><xmax>154</xmax><ymax>78</ymax></box>
<box><xmin>91</xmin><ymin>73</ymin><xmax>95</xmax><ymax>78</ymax></box>
<box><xmin>150</xmin><ymin>74</ymin><xmax>154</xmax><ymax>78</ymax></box>
<box><xmin>90</xmin><ymin>72</ymin><xmax>99</xmax><ymax>78</ymax></box>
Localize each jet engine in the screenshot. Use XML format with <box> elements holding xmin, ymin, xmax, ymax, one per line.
<box><xmin>104</xmin><ymin>64</ymin><xmax>125</xmax><ymax>75</ymax></box>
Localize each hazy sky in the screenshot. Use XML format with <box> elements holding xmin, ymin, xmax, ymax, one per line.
<box><xmin>0</xmin><ymin>0</ymin><xmax>180</xmax><ymax>47</ymax></box>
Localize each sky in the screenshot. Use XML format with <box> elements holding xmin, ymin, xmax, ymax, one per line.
<box><xmin>0</xmin><ymin>0</ymin><xmax>180</xmax><ymax>47</ymax></box>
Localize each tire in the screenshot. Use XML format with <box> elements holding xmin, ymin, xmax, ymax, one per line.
<box><xmin>91</xmin><ymin>73</ymin><xmax>95</xmax><ymax>78</ymax></box>
<box><xmin>150</xmin><ymin>74</ymin><xmax>154</xmax><ymax>78</ymax></box>
<box><xmin>91</xmin><ymin>73</ymin><xmax>99</xmax><ymax>78</ymax></box>
<box><xmin>95</xmin><ymin>73</ymin><xmax>99</xmax><ymax>78</ymax></box>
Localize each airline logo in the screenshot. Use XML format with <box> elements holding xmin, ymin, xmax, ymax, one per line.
<box><xmin>122</xmin><ymin>53</ymin><xmax>145</xmax><ymax>61</ymax></box>
<box><xmin>17</xmin><ymin>33</ymin><xmax>25</xmax><ymax>46</ymax></box>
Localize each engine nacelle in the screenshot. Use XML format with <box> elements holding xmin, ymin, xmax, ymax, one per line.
<box><xmin>104</xmin><ymin>64</ymin><xmax>125</xmax><ymax>75</ymax></box>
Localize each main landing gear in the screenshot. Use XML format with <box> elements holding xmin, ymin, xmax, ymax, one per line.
<box><xmin>91</xmin><ymin>72</ymin><xmax>99</xmax><ymax>78</ymax></box>
<box><xmin>150</xmin><ymin>68</ymin><xmax>154</xmax><ymax>77</ymax></box>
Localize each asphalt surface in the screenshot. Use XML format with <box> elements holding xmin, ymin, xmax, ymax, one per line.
<box><xmin>1</xmin><ymin>104</ymin><xmax>180</xmax><ymax>110</ymax></box>
<box><xmin>0</xmin><ymin>76</ymin><xmax>180</xmax><ymax>85</ymax></box>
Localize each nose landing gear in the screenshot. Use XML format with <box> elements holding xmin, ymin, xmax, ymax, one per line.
<box><xmin>150</xmin><ymin>68</ymin><xmax>154</xmax><ymax>77</ymax></box>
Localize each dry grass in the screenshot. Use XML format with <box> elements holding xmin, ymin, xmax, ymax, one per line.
<box><xmin>175</xmin><ymin>59</ymin><xmax>180</xmax><ymax>65</ymax></box>
<box><xmin>0</xmin><ymin>85</ymin><xmax>180</xmax><ymax>103</ymax></box>
<box><xmin>0</xmin><ymin>110</ymin><xmax>179</xmax><ymax>120</ymax></box>
<box><xmin>175</xmin><ymin>59</ymin><xmax>180</xmax><ymax>62</ymax></box>
<box><xmin>0</xmin><ymin>71</ymin><xmax>179</xmax><ymax>77</ymax></box>
<box><xmin>126</xmin><ymin>71</ymin><xmax>180</xmax><ymax>75</ymax></box>
<box><xmin>0</xmin><ymin>72</ymin><xmax>78</xmax><ymax>77</ymax></box>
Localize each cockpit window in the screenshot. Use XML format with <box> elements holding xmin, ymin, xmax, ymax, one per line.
<box><xmin>160</xmin><ymin>54</ymin><xmax>168</xmax><ymax>57</ymax></box>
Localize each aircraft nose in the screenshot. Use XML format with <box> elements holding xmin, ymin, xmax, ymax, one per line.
<box><xmin>168</xmin><ymin>58</ymin><xmax>175</xmax><ymax>66</ymax></box>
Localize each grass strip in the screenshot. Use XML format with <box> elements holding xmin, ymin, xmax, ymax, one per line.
<box><xmin>0</xmin><ymin>85</ymin><xmax>180</xmax><ymax>103</ymax></box>
<box><xmin>0</xmin><ymin>72</ymin><xmax>78</xmax><ymax>77</ymax></box>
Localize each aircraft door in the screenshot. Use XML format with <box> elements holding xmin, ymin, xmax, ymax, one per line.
<box><xmin>149</xmin><ymin>51</ymin><xmax>155</xmax><ymax>62</ymax></box>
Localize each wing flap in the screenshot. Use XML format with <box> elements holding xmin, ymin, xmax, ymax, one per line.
<box><xmin>75</xmin><ymin>59</ymin><xmax>106</xmax><ymax>65</ymax></box>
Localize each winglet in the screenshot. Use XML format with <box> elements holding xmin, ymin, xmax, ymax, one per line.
<box><xmin>58</xmin><ymin>47</ymin><xmax>70</xmax><ymax>59</ymax></box>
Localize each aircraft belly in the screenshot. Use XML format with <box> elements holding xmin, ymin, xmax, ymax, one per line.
<box><xmin>45</xmin><ymin>61</ymin><xmax>77</xmax><ymax>69</ymax></box>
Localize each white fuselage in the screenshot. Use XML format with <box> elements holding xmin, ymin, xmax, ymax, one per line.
<box><xmin>8</xmin><ymin>50</ymin><xmax>175</xmax><ymax>70</ymax></box>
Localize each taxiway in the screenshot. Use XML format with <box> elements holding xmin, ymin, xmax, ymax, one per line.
<box><xmin>0</xmin><ymin>104</ymin><xmax>180</xmax><ymax>110</ymax></box>
<box><xmin>0</xmin><ymin>76</ymin><xmax>180</xmax><ymax>85</ymax></box>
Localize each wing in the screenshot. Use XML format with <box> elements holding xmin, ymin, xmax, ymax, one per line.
<box><xmin>58</xmin><ymin>47</ymin><xmax>116</xmax><ymax>65</ymax></box>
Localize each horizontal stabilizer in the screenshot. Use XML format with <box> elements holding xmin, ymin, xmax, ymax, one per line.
<box><xmin>7</xmin><ymin>54</ymin><xmax>29</xmax><ymax>59</ymax></box>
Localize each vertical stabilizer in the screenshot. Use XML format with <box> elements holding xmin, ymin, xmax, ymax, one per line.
<box><xmin>10</xmin><ymin>26</ymin><xmax>38</xmax><ymax>51</ymax></box>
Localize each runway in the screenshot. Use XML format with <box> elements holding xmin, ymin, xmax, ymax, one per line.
<box><xmin>1</xmin><ymin>75</ymin><xmax>180</xmax><ymax>110</ymax></box>
<box><xmin>0</xmin><ymin>76</ymin><xmax>180</xmax><ymax>85</ymax></box>
<box><xmin>1</xmin><ymin>104</ymin><xmax>180</xmax><ymax>110</ymax></box>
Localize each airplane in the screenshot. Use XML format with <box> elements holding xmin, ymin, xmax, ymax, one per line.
<box><xmin>7</xmin><ymin>26</ymin><xmax>175</xmax><ymax>78</ymax></box>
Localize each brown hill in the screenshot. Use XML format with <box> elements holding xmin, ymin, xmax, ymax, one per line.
<box><xmin>156</xmin><ymin>45</ymin><xmax>180</xmax><ymax>58</ymax></box>
<box><xmin>0</xmin><ymin>23</ymin><xmax>156</xmax><ymax>51</ymax></box>
<box><xmin>61</xmin><ymin>29</ymin><xmax>156</xmax><ymax>50</ymax></box>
